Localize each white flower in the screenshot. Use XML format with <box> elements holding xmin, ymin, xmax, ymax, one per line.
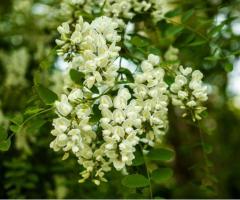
<box><xmin>85</xmin><ymin>76</ymin><xmax>95</xmax><ymax>89</ymax></box>
<box><xmin>192</xmin><ymin>70</ymin><xmax>203</xmax><ymax>80</ymax></box>
<box><xmin>68</xmin><ymin>88</ymin><xmax>83</xmax><ymax>102</ymax></box>
<box><xmin>57</xmin><ymin>22</ymin><xmax>70</xmax><ymax>35</ymax></box>
<box><xmin>55</xmin><ymin>94</ymin><xmax>73</xmax><ymax>116</ymax></box>
<box><xmin>141</xmin><ymin>60</ymin><xmax>153</xmax><ymax>72</ymax></box>
<box><xmin>113</xmin><ymin>96</ymin><xmax>127</xmax><ymax>109</ymax></box>
<box><xmin>99</xmin><ymin>95</ymin><xmax>113</xmax><ymax>110</ymax></box>
<box><xmin>118</xmin><ymin>88</ymin><xmax>131</xmax><ymax>100</ymax></box>
<box><xmin>113</xmin><ymin>159</ymin><xmax>125</xmax><ymax>171</ymax></box>
<box><xmin>112</xmin><ymin>126</ymin><xmax>125</xmax><ymax>141</ymax></box>
<box><xmin>175</xmin><ymin>75</ymin><xmax>187</xmax><ymax>86</ymax></box>
<box><xmin>179</xmin><ymin>65</ymin><xmax>192</xmax><ymax>76</ymax></box>
<box><xmin>53</xmin><ymin>117</ymin><xmax>70</xmax><ymax>132</ymax></box>
<box><xmin>148</xmin><ymin>54</ymin><xmax>160</xmax><ymax>65</ymax></box>
<box><xmin>133</xmin><ymin>84</ymin><xmax>148</xmax><ymax>99</ymax></box>
<box><xmin>57</xmin><ymin>133</ymin><xmax>68</xmax><ymax>146</ymax></box>
<box><xmin>113</xmin><ymin>109</ymin><xmax>125</xmax><ymax>124</ymax></box>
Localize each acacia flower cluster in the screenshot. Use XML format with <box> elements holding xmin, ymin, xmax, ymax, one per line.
<box><xmin>170</xmin><ymin>66</ymin><xmax>208</xmax><ymax>121</ymax></box>
<box><xmin>50</xmin><ymin>9</ymin><xmax>208</xmax><ymax>184</ymax></box>
<box><xmin>60</xmin><ymin>0</ymin><xmax>174</xmax><ymax>23</ymax></box>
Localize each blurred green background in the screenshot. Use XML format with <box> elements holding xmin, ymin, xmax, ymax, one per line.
<box><xmin>0</xmin><ymin>0</ymin><xmax>240</xmax><ymax>198</ymax></box>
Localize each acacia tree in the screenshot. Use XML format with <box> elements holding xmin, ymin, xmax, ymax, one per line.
<box><xmin>0</xmin><ymin>0</ymin><xmax>240</xmax><ymax>198</ymax></box>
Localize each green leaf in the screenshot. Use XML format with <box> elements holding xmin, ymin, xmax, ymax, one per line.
<box><xmin>131</xmin><ymin>35</ymin><xmax>150</xmax><ymax>47</ymax></box>
<box><xmin>132</xmin><ymin>150</ymin><xmax>144</xmax><ymax>166</ymax></box>
<box><xmin>121</xmin><ymin>174</ymin><xmax>149</xmax><ymax>188</ymax></box>
<box><xmin>0</xmin><ymin>138</ymin><xmax>11</xmax><ymax>151</ymax></box>
<box><xmin>147</xmin><ymin>148</ymin><xmax>174</xmax><ymax>161</ymax></box>
<box><xmin>203</xmin><ymin>143</ymin><xmax>213</xmax><ymax>154</ymax></box>
<box><xmin>224</xmin><ymin>63</ymin><xmax>233</xmax><ymax>72</ymax></box>
<box><xmin>9</xmin><ymin>114</ymin><xmax>23</xmax><ymax>125</ymax></box>
<box><xmin>208</xmin><ymin>24</ymin><xmax>224</xmax><ymax>36</ymax></box>
<box><xmin>165</xmin><ymin>8</ymin><xmax>182</xmax><ymax>18</ymax></box>
<box><xmin>0</xmin><ymin>127</ymin><xmax>7</xmax><ymax>141</ymax></box>
<box><xmin>9</xmin><ymin>125</ymin><xmax>19</xmax><ymax>133</ymax></box>
<box><xmin>181</xmin><ymin>10</ymin><xmax>194</xmax><ymax>22</ymax></box>
<box><xmin>118</xmin><ymin>68</ymin><xmax>134</xmax><ymax>82</ymax></box>
<box><xmin>90</xmin><ymin>104</ymin><xmax>101</xmax><ymax>123</ymax></box>
<box><xmin>151</xmin><ymin>168</ymin><xmax>173</xmax><ymax>183</ymax></box>
<box><xmin>188</xmin><ymin>39</ymin><xmax>207</xmax><ymax>46</ymax></box>
<box><xmin>90</xmin><ymin>85</ymin><xmax>99</xmax><ymax>94</ymax></box>
<box><xmin>69</xmin><ymin>69</ymin><xmax>85</xmax><ymax>85</ymax></box>
<box><xmin>35</xmin><ymin>84</ymin><xmax>58</xmax><ymax>105</ymax></box>
<box><xmin>25</xmin><ymin>118</ymin><xmax>47</xmax><ymax>133</ymax></box>
<box><xmin>166</xmin><ymin>26</ymin><xmax>184</xmax><ymax>36</ymax></box>
<box><xmin>24</xmin><ymin>107</ymin><xmax>44</xmax><ymax>116</ymax></box>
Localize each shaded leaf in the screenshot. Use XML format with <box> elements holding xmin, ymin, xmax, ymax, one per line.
<box><xmin>121</xmin><ymin>174</ymin><xmax>149</xmax><ymax>188</ymax></box>
<box><xmin>69</xmin><ymin>69</ymin><xmax>85</xmax><ymax>85</ymax></box>
<box><xmin>0</xmin><ymin>138</ymin><xmax>11</xmax><ymax>151</ymax></box>
<box><xmin>147</xmin><ymin>148</ymin><xmax>174</xmax><ymax>161</ymax></box>
<box><xmin>131</xmin><ymin>35</ymin><xmax>150</xmax><ymax>47</ymax></box>
<box><xmin>224</xmin><ymin>63</ymin><xmax>233</xmax><ymax>72</ymax></box>
<box><xmin>165</xmin><ymin>8</ymin><xmax>182</xmax><ymax>18</ymax></box>
<box><xmin>166</xmin><ymin>26</ymin><xmax>184</xmax><ymax>36</ymax></box>
<box><xmin>90</xmin><ymin>85</ymin><xmax>99</xmax><ymax>94</ymax></box>
<box><xmin>132</xmin><ymin>150</ymin><xmax>144</xmax><ymax>166</ymax></box>
<box><xmin>9</xmin><ymin>125</ymin><xmax>19</xmax><ymax>133</ymax></box>
<box><xmin>9</xmin><ymin>114</ymin><xmax>23</xmax><ymax>125</ymax></box>
<box><xmin>35</xmin><ymin>84</ymin><xmax>58</xmax><ymax>105</ymax></box>
<box><xmin>0</xmin><ymin>127</ymin><xmax>7</xmax><ymax>141</ymax></box>
<box><xmin>151</xmin><ymin>168</ymin><xmax>173</xmax><ymax>183</ymax></box>
<box><xmin>182</xmin><ymin>10</ymin><xmax>194</xmax><ymax>22</ymax></box>
<box><xmin>90</xmin><ymin>104</ymin><xmax>101</xmax><ymax>123</ymax></box>
<box><xmin>188</xmin><ymin>39</ymin><xmax>207</xmax><ymax>46</ymax></box>
<box><xmin>118</xmin><ymin>68</ymin><xmax>134</xmax><ymax>82</ymax></box>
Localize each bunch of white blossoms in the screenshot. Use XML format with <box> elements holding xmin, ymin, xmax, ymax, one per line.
<box><xmin>57</xmin><ymin>16</ymin><xmax>121</xmax><ymax>88</ymax></box>
<box><xmin>51</xmin><ymin>15</ymin><xmax>208</xmax><ymax>184</ymax></box>
<box><xmin>170</xmin><ymin>66</ymin><xmax>208</xmax><ymax>121</ymax></box>
<box><xmin>59</xmin><ymin>0</ymin><xmax>173</xmax><ymax>23</ymax></box>
<box><xmin>50</xmin><ymin>55</ymin><xmax>169</xmax><ymax>184</ymax></box>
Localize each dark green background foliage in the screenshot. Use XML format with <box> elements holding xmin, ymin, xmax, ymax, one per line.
<box><xmin>1</xmin><ymin>0</ymin><xmax>240</xmax><ymax>198</ymax></box>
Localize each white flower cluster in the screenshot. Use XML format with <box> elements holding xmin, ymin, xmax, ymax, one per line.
<box><xmin>133</xmin><ymin>54</ymin><xmax>169</xmax><ymax>142</ymax></box>
<box><xmin>98</xmin><ymin>89</ymin><xmax>141</xmax><ymax>171</ymax></box>
<box><xmin>56</xmin><ymin>16</ymin><xmax>121</xmax><ymax>88</ymax></box>
<box><xmin>51</xmin><ymin>16</ymin><xmax>208</xmax><ymax>185</ymax></box>
<box><xmin>50</xmin><ymin>54</ymin><xmax>169</xmax><ymax>184</ymax></box>
<box><xmin>60</xmin><ymin>0</ymin><xmax>173</xmax><ymax>23</ymax></box>
<box><xmin>50</xmin><ymin>89</ymin><xmax>112</xmax><ymax>184</ymax></box>
<box><xmin>170</xmin><ymin>66</ymin><xmax>208</xmax><ymax>121</ymax></box>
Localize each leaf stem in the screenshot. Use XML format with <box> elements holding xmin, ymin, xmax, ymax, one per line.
<box><xmin>17</xmin><ymin>107</ymin><xmax>54</xmax><ymax>135</ymax></box>
<box><xmin>140</xmin><ymin>144</ymin><xmax>153</xmax><ymax>199</ymax></box>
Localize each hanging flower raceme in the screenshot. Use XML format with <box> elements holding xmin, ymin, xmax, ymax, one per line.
<box><xmin>170</xmin><ymin>66</ymin><xmax>208</xmax><ymax>121</ymax></box>
<box><xmin>50</xmin><ymin>15</ymin><xmax>208</xmax><ymax>185</ymax></box>
<box><xmin>59</xmin><ymin>0</ymin><xmax>174</xmax><ymax>23</ymax></box>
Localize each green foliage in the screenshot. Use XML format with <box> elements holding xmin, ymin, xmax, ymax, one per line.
<box><xmin>121</xmin><ymin>174</ymin><xmax>150</xmax><ymax>188</ymax></box>
<box><xmin>118</xmin><ymin>67</ymin><xmax>134</xmax><ymax>82</ymax></box>
<box><xmin>69</xmin><ymin>69</ymin><xmax>85</xmax><ymax>85</ymax></box>
<box><xmin>147</xmin><ymin>148</ymin><xmax>175</xmax><ymax>162</ymax></box>
<box><xmin>35</xmin><ymin>84</ymin><xmax>58</xmax><ymax>105</ymax></box>
<box><xmin>151</xmin><ymin>168</ymin><xmax>173</xmax><ymax>183</ymax></box>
